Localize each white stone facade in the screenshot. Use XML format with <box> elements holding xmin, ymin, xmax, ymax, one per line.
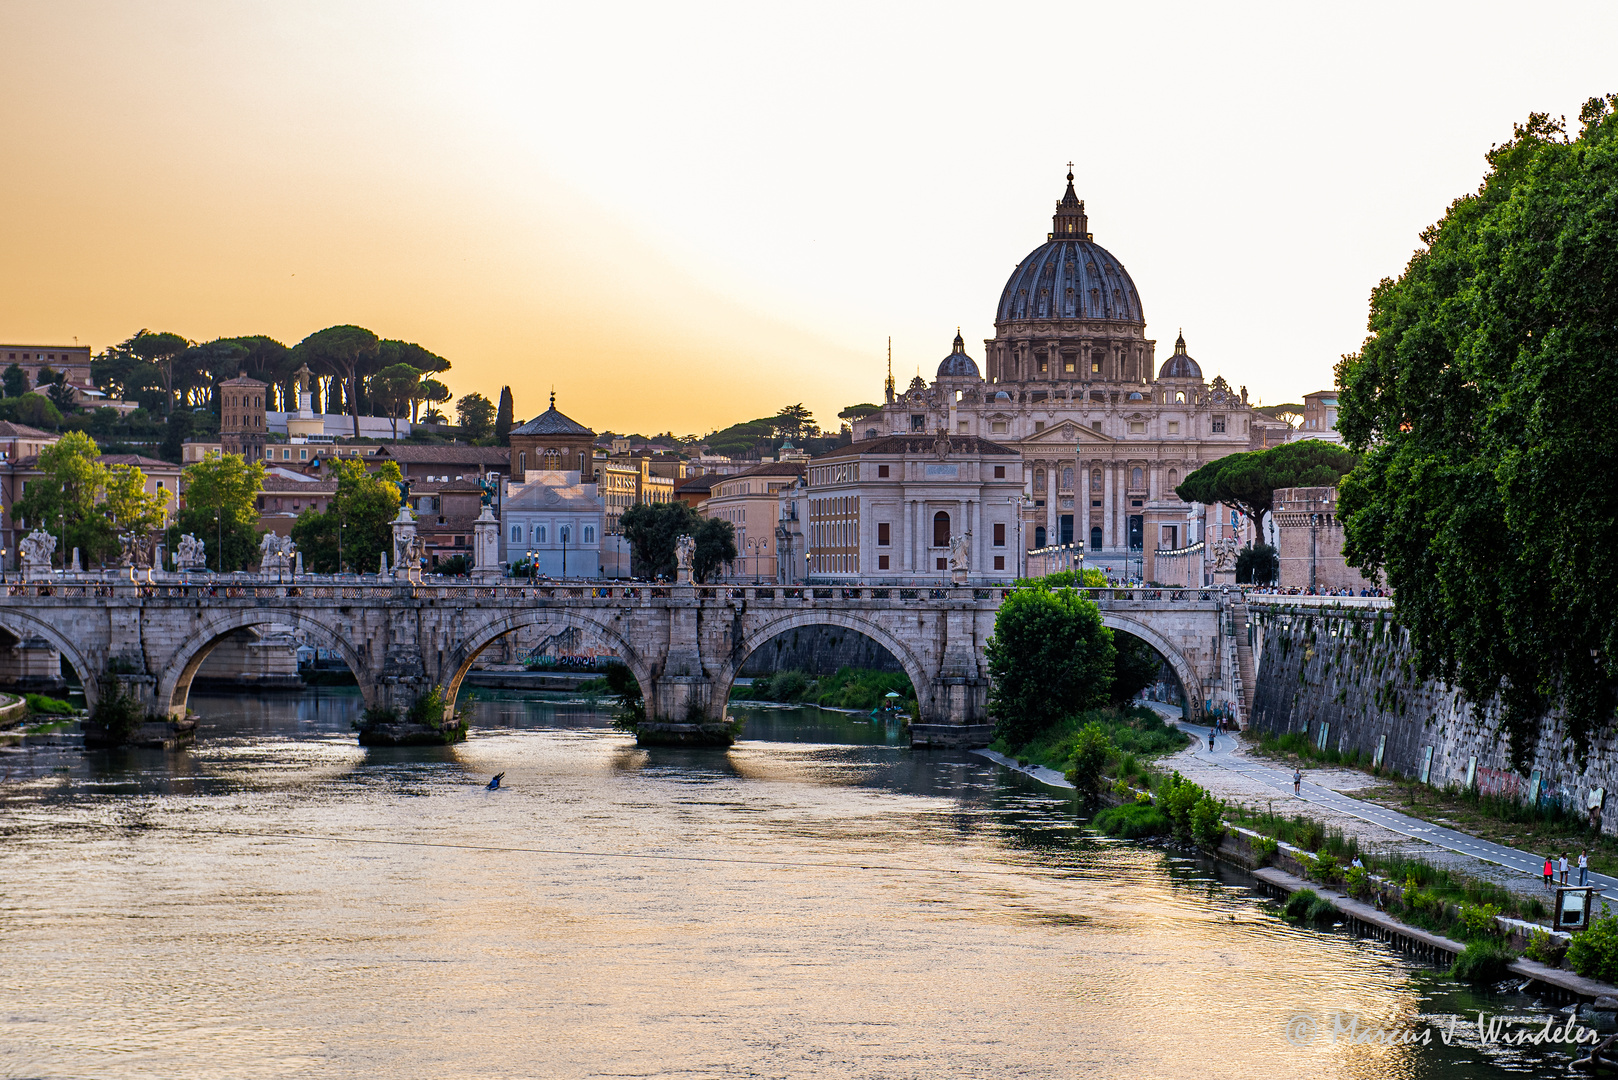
<box><xmin>499</xmin><ymin>470</ymin><xmax>605</xmax><ymax>578</ymax></box>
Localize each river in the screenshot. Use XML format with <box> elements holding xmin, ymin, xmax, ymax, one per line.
<box><xmin>0</xmin><ymin>690</ymin><xmax>1587</xmax><ymax>1078</ymax></box>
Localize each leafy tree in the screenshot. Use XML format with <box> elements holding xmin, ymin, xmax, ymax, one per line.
<box><xmin>91</xmin><ymin>338</ymin><xmax>166</xmax><ymax>410</ymax></box>
<box><xmin>45</xmin><ymin>374</ymin><xmax>77</xmax><ymax>414</ymax></box>
<box><xmin>291</xmin><ymin>458</ymin><xmax>405</xmax><ymax>573</ymax></box>
<box><xmin>837</xmin><ymin>403</ymin><xmax>883</xmax><ymax>422</ymax></box>
<box><xmin>1176</xmin><ymin>439</ymin><xmax>1357</xmax><ymax>534</ymax></box>
<box><xmin>1235</xmin><ymin>543</ymin><xmax>1279</xmax><ymax>585</ymax></box>
<box><xmin>456</xmin><ymin>392</ymin><xmax>496</xmax><ymax>440</ymax></box>
<box><xmin>34</xmin><ymin>365</ymin><xmax>58</xmax><ymax>389</ymax></box>
<box><xmin>127</xmin><ymin>329</ymin><xmax>191</xmax><ymax>414</ymax></box>
<box><xmin>495</xmin><ymin>386</ymin><xmax>514</xmax><ymax>445</ymax></box>
<box><xmin>1334</xmin><ymin>96</ymin><xmax>1618</xmax><ymax>766</ymax></box>
<box><xmin>771</xmin><ymin>403</ymin><xmax>815</xmax><ymax>440</ymax></box>
<box><xmin>11</xmin><ymin>431</ymin><xmax>166</xmax><ymax>566</ymax></box>
<box><xmin>1068</xmin><ymin>721</ymin><xmax>1112</xmax><ymax>795</ymax></box>
<box><xmin>620</xmin><ymin>501</ymin><xmax>701</xmax><ymax>580</ymax></box>
<box><xmin>1</xmin><ymin>364</ymin><xmax>25</xmax><ymax>398</ymax></box>
<box><xmin>168</xmin><ymin>452</ymin><xmax>265</xmax><ymax>571</ymax></box>
<box><xmin>369</xmin><ymin>363</ymin><xmax>422</xmax><ymax>440</ymax></box>
<box><xmin>295</xmin><ymin>325</ymin><xmax>380</xmax><ymax>439</ymax></box>
<box><xmin>413</xmin><ymin>378</ymin><xmax>451</xmax><ymax>423</ymax></box>
<box><xmin>692</xmin><ymin>516</ymin><xmax>737</xmax><ymax>583</ymax></box>
<box><xmin>0</xmin><ymin>393</ymin><xmax>64</xmax><ymax>431</ymax></box>
<box><xmin>984</xmin><ymin>584</ymin><xmax>1116</xmax><ymax>748</ymax></box>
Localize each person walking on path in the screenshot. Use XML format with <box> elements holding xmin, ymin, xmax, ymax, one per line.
<box><xmin>1208</xmin><ymin>728</ymin><xmax>1216</xmax><ymax>753</ymax></box>
<box><xmin>1580</xmin><ymin>851</ymin><xmax>1590</xmax><ymax>887</ymax></box>
<box><xmin>1293</xmin><ymin>768</ymin><xmax>1302</xmax><ymax>797</ymax></box>
<box><xmin>1546</xmin><ymin>856</ymin><xmax>1555</xmax><ymax>890</ymax></box>
<box><xmin>1560</xmin><ymin>854</ymin><xmax>1570</xmax><ymax>885</ymax></box>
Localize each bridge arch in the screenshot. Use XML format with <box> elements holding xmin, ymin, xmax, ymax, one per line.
<box><xmin>443</xmin><ymin>610</ymin><xmax>655</xmax><ymax>720</ymax></box>
<box><xmin>1099</xmin><ymin>612</ymin><xmax>1203</xmax><ymax>723</ymax></box>
<box><xmin>155</xmin><ymin>607</ymin><xmax>369</xmax><ymax>718</ymax></box>
<box><xmin>0</xmin><ymin>609</ymin><xmax>103</xmax><ymax>711</ymax></box>
<box><xmin>709</xmin><ymin>609</ymin><xmax>934</xmax><ymax>724</ymax></box>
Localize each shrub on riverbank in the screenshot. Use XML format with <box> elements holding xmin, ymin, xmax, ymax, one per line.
<box><xmin>1092</xmin><ymin>802</ymin><xmax>1171</xmax><ymax>839</ymax></box>
<box><xmin>1451</xmin><ymin>942</ymin><xmax>1516</xmax><ymax>984</ymax></box>
<box><xmin>25</xmin><ymin>693</ymin><xmax>74</xmax><ymax>715</ymax></box>
<box><xmin>1282</xmin><ymin>888</ymin><xmax>1337</xmax><ymax>925</ymax></box>
<box><xmin>992</xmin><ymin>705</ymin><xmax>1186</xmax><ymax>774</ymax></box>
<box><xmin>1567</xmin><ymin>906</ymin><xmax>1618</xmax><ymax>982</ymax></box>
<box><xmin>729</xmin><ymin>667</ymin><xmax>915</xmax><ymax>711</ymax></box>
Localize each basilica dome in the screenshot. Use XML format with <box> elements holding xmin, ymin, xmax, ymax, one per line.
<box><xmin>995</xmin><ymin>173</ymin><xmax>1144</xmax><ymax>326</ymax></box>
<box><xmin>935</xmin><ymin>331</ymin><xmax>981</xmax><ymax>379</ymax></box>
<box><xmin>1157</xmin><ymin>332</ymin><xmax>1203</xmax><ymax>380</ymax></box>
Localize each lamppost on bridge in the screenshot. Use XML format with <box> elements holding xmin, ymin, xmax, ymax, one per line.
<box><xmin>337</xmin><ymin>517</ymin><xmax>345</xmax><ymax>575</ymax></box>
<box><xmin>57</xmin><ymin>513</ymin><xmax>65</xmax><ymax>573</ymax></box>
<box><xmin>213</xmin><ymin>510</ymin><xmax>222</xmax><ymax>574</ymax></box>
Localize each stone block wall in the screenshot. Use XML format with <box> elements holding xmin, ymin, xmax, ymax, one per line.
<box><xmin>1272</xmin><ymin>487</ymin><xmax>1377</xmax><ymax>592</ymax></box>
<box><xmin>1250</xmin><ymin>604</ymin><xmax>1618</xmax><ymax>833</ymax></box>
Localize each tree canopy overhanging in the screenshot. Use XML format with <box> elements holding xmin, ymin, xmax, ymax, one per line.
<box><xmin>1334</xmin><ymin>95</ymin><xmax>1618</xmax><ymax>767</ymax></box>
<box><xmin>1175</xmin><ymin>439</ymin><xmax>1357</xmax><ymax>532</ymax></box>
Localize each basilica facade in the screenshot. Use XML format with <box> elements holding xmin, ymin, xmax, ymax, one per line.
<box><xmin>852</xmin><ymin>172</ymin><xmax>1282</xmax><ymax>575</ymax></box>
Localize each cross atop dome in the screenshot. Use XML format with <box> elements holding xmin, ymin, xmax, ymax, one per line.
<box><xmin>1051</xmin><ymin>165</ymin><xmax>1090</xmax><ymax>240</ymax></box>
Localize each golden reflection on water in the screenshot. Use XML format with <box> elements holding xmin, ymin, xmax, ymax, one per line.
<box><xmin>0</xmin><ymin>702</ymin><xmax>1551</xmax><ymax>1078</ymax></box>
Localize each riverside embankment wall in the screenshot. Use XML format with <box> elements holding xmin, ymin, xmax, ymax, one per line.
<box><xmin>1248</xmin><ymin>601</ymin><xmax>1618</xmax><ymax>833</ymax></box>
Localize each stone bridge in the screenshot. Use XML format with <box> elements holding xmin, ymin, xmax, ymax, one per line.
<box><xmin>0</xmin><ymin>578</ymin><xmax>1253</xmax><ymax>746</ymax></box>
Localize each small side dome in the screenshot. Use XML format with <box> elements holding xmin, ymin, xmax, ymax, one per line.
<box><xmin>935</xmin><ymin>330</ymin><xmax>981</xmax><ymax>379</ymax></box>
<box><xmin>994</xmin><ymin>389</ymin><xmax>1011</xmax><ymax>402</ymax></box>
<box><xmin>1127</xmin><ymin>391</ymin><xmax>1144</xmax><ymax>400</ymax></box>
<box><xmin>1158</xmin><ymin>330</ymin><xmax>1203</xmax><ymax>380</ymax></box>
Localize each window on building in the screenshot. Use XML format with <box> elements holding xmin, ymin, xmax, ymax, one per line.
<box><xmin>519</xmin><ymin>451</ymin><xmax>527</xmax><ymax>473</ymax></box>
<box><xmin>1034</xmin><ymin>526</ymin><xmax>1046</xmax><ymax>546</ymax></box>
<box><xmin>1091</xmin><ymin>526</ymin><xmax>1102</xmax><ymax>550</ymax></box>
<box><xmin>559</xmin><ymin>526</ymin><xmax>570</xmax><ymax>544</ymax></box>
<box><xmin>299</xmin><ymin>449</ymin><xmax>308</xmax><ymax>460</ymax></box>
<box><xmin>994</xmin><ymin>555</ymin><xmax>1005</xmax><ymax>570</ymax></box>
<box><xmin>932</xmin><ymin>511</ymin><xmax>950</xmax><ymax>547</ymax></box>
<box><xmin>1034</xmin><ymin>469</ymin><xmax>1045</xmax><ymax>492</ymax></box>
<box><xmin>542</xmin><ymin>448</ymin><xmax>562</xmax><ymax>469</ymax></box>
<box><xmin>993</xmin><ymin>523</ymin><xmax>1006</xmax><ymax>547</ymax></box>
<box><xmin>877</xmin><ymin>522</ymin><xmax>890</xmax><ymax>546</ymax></box>
<box><xmin>537</xmin><ymin>525</ymin><xmax>547</xmax><ymax>543</ymax></box>
<box><xmin>1167</xmin><ymin>421</ymin><xmax>1180</xmax><ymax>435</ymax></box>
<box><xmin>1061</xmin><ymin>467</ymin><xmax>1073</xmax><ymax>491</ymax></box>
<box><xmin>1034</xmin><ymin>421</ymin><xmax>1044</xmax><ymax>432</ymax></box>
<box><xmin>877</xmin><ymin>464</ymin><xmax>889</xmax><ymax>478</ymax></box>
<box><xmin>993</xmin><ymin>465</ymin><xmax>1005</xmax><ymax>479</ymax></box>
<box><xmin>957</xmin><ymin>421</ymin><xmax>967</xmax><ymax>433</ymax></box>
<box><xmin>584</xmin><ymin>526</ymin><xmax>594</xmax><ymax>543</ymax></box>
<box><xmin>1091</xmin><ymin>421</ymin><xmax>1102</xmax><ymax>432</ymax></box>
<box><xmin>1212</xmin><ymin>416</ymin><xmax>1226</xmax><ymax>433</ymax></box>
<box><xmin>1038</xmin><ymin>357</ymin><xmax>1047</xmax><ymax>374</ymax></box>
<box><xmin>878</xmin><ymin>554</ymin><xmax>890</xmax><ymax>570</ymax></box>
<box><xmin>510</xmin><ymin>525</ymin><xmax>522</xmax><ymax>542</ymax></box>
<box><xmin>910</xmin><ymin>414</ymin><xmax>927</xmax><ymax>431</ymax></box>
<box><xmin>1128</xmin><ymin>421</ymin><xmax>1145</xmax><ymax>434</ymax></box>
<box><xmin>991</xmin><ymin>420</ymin><xmax>1008</xmax><ymax>433</ymax></box>
<box><xmin>1131</xmin><ymin>466</ymin><xmax>1143</xmax><ymax>489</ymax></box>
<box><xmin>936</xmin><ymin>557</ymin><xmax>947</xmax><ymax>571</ymax></box>
<box><xmin>1064</xmin><ymin>357</ymin><xmax>1075</xmax><ymax>373</ymax></box>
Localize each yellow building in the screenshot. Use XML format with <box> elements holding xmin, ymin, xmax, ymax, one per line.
<box><xmin>700</xmin><ymin>462</ymin><xmax>805</xmax><ymax>581</ymax></box>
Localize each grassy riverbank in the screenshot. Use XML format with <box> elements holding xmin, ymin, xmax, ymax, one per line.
<box><xmin>728</xmin><ymin>667</ymin><xmax>915</xmax><ymax>712</ymax></box>
<box><xmin>990</xmin><ymin>704</ymin><xmax>1186</xmax><ymax>775</ymax></box>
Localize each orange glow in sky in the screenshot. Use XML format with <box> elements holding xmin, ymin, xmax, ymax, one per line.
<box><xmin>3</xmin><ymin>1</ymin><xmax>1615</xmax><ymax>435</ymax></box>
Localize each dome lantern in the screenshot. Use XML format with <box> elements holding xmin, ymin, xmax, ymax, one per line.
<box><xmin>1050</xmin><ymin>165</ymin><xmax>1091</xmax><ymax>241</ymax></box>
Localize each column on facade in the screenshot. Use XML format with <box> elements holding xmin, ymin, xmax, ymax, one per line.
<box><xmin>1045</xmin><ymin>460</ymin><xmax>1058</xmax><ymax>546</ymax></box>
<box><xmin>970</xmin><ymin>498</ymin><xmax>981</xmax><ymax>573</ymax></box>
<box><xmin>1103</xmin><ymin>462</ymin><xmax>1115</xmax><ymax>552</ymax></box>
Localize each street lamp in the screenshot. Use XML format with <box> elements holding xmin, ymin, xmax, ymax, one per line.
<box><xmin>214</xmin><ymin>510</ymin><xmax>222</xmax><ymax>573</ymax></box>
<box><xmin>57</xmin><ymin>513</ymin><xmax>65</xmax><ymax>573</ymax></box>
<box><xmin>337</xmin><ymin>517</ymin><xmax>345</xmax><ymax>575</ymax></box>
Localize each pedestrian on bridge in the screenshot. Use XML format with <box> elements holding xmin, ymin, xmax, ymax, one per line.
<box><xmin>1580</xmin><ymin>851</ymin><xmax>1590</xmax><ymax>886</ymax></box>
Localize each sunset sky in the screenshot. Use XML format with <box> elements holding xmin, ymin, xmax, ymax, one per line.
<box><xmin>3</xmin><ymin>1</ymin><xmax>1614</xmax><ymax>436</ymax></box>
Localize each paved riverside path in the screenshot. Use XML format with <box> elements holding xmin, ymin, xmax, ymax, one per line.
<box><xmin>1159</xmin><ymin>706</ymin><xmax>1616</xmax><ymax>900</ymax></box>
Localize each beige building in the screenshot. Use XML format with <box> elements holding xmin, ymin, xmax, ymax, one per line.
<box><xmin>857</xmin><ymin>172</ymin><xmax>1280</xmax><ymax>576</ymax></box>
<box><xmin>1292</xmin><ymin>390</ymin><xmax>1344</xmax><ymax>444</ymax></box>
<box><xmin>804</xmin><ymin>435</ymin><xmax>1024</xmax><ymax>580</ymax></box>
<box><xmin>592</xmin><ymin>455</ymin><xmax>678</xmax><ymax>533</ymax></box>
<box><xmin>1272</xmin><ymin>486</ymin><xmax>1376</xmax><ymax>592</ymax></box>
<box><xmin>0</xmin><ymin>344</ymin><xmax>92</xmax><ymax>388</ymax></box>
<box><xmin>700</xmin><ymin>462</ymin><xmax>805</xmax><ymax>581</ymax></box>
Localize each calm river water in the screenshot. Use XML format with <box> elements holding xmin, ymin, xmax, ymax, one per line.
<box><xmin>0</xmin><ymin>690</ymin><xmax>1586</xmax><ymax>1078</ymax></box>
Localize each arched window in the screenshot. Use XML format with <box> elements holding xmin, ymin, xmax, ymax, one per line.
<box><xmin>519</xmin><ymin>451</ymin><xmax>527</xmax><ymax>474</ymax></box>
<box><xmin>541</xmin><ymin>448</ymin><xmax>562</xmax><ymax>470</ymax></box>
<box><xmin>584</xmin><ymin>526</ymin><xmax>594</xmax><ymax>543</ymax></box>
<box><xmin>1176</xmin><ymin>391</ymin><xmax>1186</xmax><ymax>403</ymax></box>
<box><xmin>1090</xmin><ymin>469</ymin><xmax>1101</xmax><ymax>492</ymax></box>
<box><xmin>1090</xmin><ymin>526</ymin><xmax>1102</xmax><ymax>550</ymax></box>
<box><xmin>510</xmin><ymin>524</ymin><xmax>522</xmax><ymax>542</ymax></box>
<box><xmin>1131</xmin><ymin>467</ymin><xmax>1144</xmax><ymax>489</ymax></box>
<box><xmin>1168</xmin><ymin>469</ymin><xmax>1178</xmax><ymax>488</ymax></box>
<box><xmin>559</xmin><ymin>525</ymin><xmax>571</xmax><ymax>544</ymax></box>
<box><xmin>933</xmin><ymin>511</ymin><xmax>950</xmax><ymax>547</ymax></box>
<box><xmin>1034</xmin><ymin>469</ymin><xmax>1046</xmax><ymax>493</ymax></box>
<box><xmin>537</xmin><ymin>525</ymin><xmax>547</xmax><ymax>544</ymax></box>
<box><xmin>1034</xmin><ymin>526</ymin><xmax>1046</xmax><ymax>547</ymax></box>
<box><xmin>1061</xmin><ymin>467</ymin><xmax>1074</xmax><ymax>491</ymax></box>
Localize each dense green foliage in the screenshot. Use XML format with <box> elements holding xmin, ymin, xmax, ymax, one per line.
<box><xmin>1109</xmin><ymin>634</ymin><xmax>1163</xmax><ymax>705</ymax></box>
<box><xmin>290</xmin><ymin>458</ymin><xmax>405</xmax><ymax>573</ymax></box>
<box><xmin>12</xmin><ymin>431</ymin><xmax>168</xmax><ymax>566</ymax></box>
<box><xmin>1016</xmin><ymin>567</ymin><xmax>1108</xmax><ymax>588</ymax></box>
<box><xmin>619</xmin><ymin>502</ymin><xmax>736</xmax><ymax>582</ymax></box>
<box><xmin>1334</xmin><ymin>97</ymin><xmax>1618</xmax><ymax>767</ymax></box>
<box><xmin>601</xmin><ymin>662</ymin><xmax>646</xmax><ymax>731</ymax></box>
<box><xmin>456</xmin><ymin>392</ymin><xmax>496</xmax><ymax>440</ymax></box>
<box><xmin>1450</xmin><ymin>942</ymin><xmax>1517</xmax><ymax>984</ymax></box>
<box><xmin>1567</xmin><ymin>905</ymin><xmax>1618</xmax><ymax>983</ymax></box>
<box><xmin>495</xmin><ymin>386</ymin><xmax>514</xmax><ymax>444</ymax></box>
<box><xmin>1091</xmin><ymin>802</ymin><xmax>1171</xmax><ymax>839</ymax></box>
<box><xmin>730</xmin><ymin>666</ymin><xmax>915</xmax><ymax>711</ymax></box>
<box><xmin>1067</xmin><ymin>721</ymin><xmax>1111</xmax><ymax>794</ymax></box>
<box><xmin>166</xmin><ymin>452</ymin><xmax>266</xmax><ymax>572</ymax></box>
<box><xmin>994</xmin><ymin>705</ymin><xmax>1187</xmax><ymax>775</ymax></box>
<box><xmin>1235</xmin><ymin>543</ymin><xmax>1279</xmax><ymax>585</ymax></box>
<box><xmin>984</xmin><ymin>584</ymin><xmax>1115</xmax><ymax>747</ymax></box>
<box><xmin>1175</xmin><ymin>440</ymin><xmax>1357</xmax><ymax>533</ymax></box>
<box><xmin>25</xmin><ymin>693</ymin><xmax>75</xmax><ymax>715</ymax></box>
